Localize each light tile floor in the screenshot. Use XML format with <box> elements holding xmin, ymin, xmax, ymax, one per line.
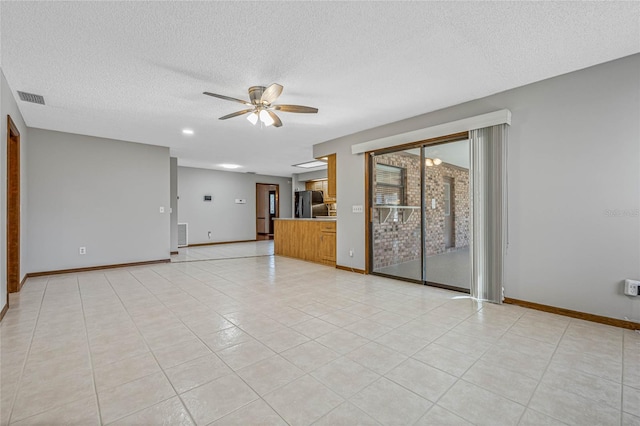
<box><xmin>1</xmin><ymin>242</ymin><xmax>639</xmax><ymax>425</ymax></box>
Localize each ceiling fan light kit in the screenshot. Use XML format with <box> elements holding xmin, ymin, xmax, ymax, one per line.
<box><xmin>259</xmin><ymin>109</ymin><xmax>274</xmax><ymax>126</ymax></box>
<box><xmin>204</xmin><ymin>83</ymin><xmax>318</xmax><ymax>128</ymax></box>
<box><xmin>246</xmin><ymin>111</ymin><xmax>259</xmax><ymax>125</ymax></box>
<box><xmin>425</xmin><ymin>157</ymin><xmax>442</xmax><ymax>167</ymax></box>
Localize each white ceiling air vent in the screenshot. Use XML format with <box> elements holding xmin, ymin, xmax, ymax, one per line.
<box><xmin>17</xmin><ymin>91</ymin><xmax>45</xmax><ymax>105</ymax></box>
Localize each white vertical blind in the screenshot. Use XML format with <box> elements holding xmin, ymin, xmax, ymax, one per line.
<box><xmin>470</xmin><ymin>124</ymin><xmax>508</xmax><ymax>303</ymax></box>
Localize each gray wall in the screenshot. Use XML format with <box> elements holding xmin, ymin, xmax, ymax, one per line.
<box><xmin>178</xmin><ymin>167</ymin><xmax>292</xmax><ymax>245</ymax></box>
<box><xmin>314</xmin><ymin>54</ymin><xmax>640</xmax><ymax>321</ymax></box>
<box><xmin>170</xmin><ymin>157</ymin><xmax>178</xmax><ymax>252</ymax></box>
<box><xmin>1</xmin><ymin>69</ymin><xmax>28</xmax><ymax>314</ymax></box>
<box><xmin>27</xmin><ymin>129</ymin><xmax>170</xmax><ymax>272</ymax></box>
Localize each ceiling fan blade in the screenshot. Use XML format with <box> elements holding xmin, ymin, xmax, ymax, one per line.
<box><xmin>219</xmin><ymin>109</ymin><xmax>255</xmax><ymax>120</ymax></box>
<box><xmin>203</xmin><ymin>92</ymin><xmax>252</xmax><ymax>106</ymax></box>
<box><xmin>273</xmin><ymin>105</ymin><xmax>318</xmax><ymax>114</ymax></box>
<box><xmin>260</xmin><ymin>83</ymin><xmax>283</xmax><ymax>105</ymax></box>
<box><xmin>267</xmin><ymin>110</ymin><xmax>283</xmax><ymax>127</ymax></box>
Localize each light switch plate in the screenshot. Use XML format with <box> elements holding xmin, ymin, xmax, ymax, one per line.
<box><xmin>352</xmin><ymin>205</ymin><xmax>363</xmax><ymax>213</ymax></box>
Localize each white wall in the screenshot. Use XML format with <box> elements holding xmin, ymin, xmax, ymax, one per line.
<box><xmin>1</xmin><ymin>69</ymin><xmax>28</xmax><ymax>314</ymax></box>
<box><xmin>178</xmin><ymin>167</ymin><xmax>292</xmax><ymax>245</ymax></box>
<box><xmin>27</xmin><ymin>129</ymin><xmax>170</xmax><ymax>272</ymax></box>
<box><xmin>314</xmin><ymin>54</ymin><xmax>640</xmax><ymax>320</ymax></box>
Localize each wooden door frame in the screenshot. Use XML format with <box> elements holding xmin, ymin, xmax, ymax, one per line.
<box><xmin>7</xmin><ymin>115</ymin><xmax>21</xmax><ymax>299</ymax></box>
<box><xmin>255</xmin><ymin>183</ymin><xmax>280</xmax><ymax>239</ymax></box>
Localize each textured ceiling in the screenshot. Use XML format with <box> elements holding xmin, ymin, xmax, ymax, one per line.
<box><xmin>1</xmin><ymin>1</ymin><xmax>638</xmax><ymax>177</ymax></box>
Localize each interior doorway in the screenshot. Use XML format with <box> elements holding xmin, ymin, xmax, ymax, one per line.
<box><xmin>369</xmin><ymin>136</ymin><xmax>471</xmax><ymax>292</ymax></box>
<box><xmin>7</xmin><ymin>116</ymin><xmax>21</xmax><ymax>295</ymax></box>
<box><xmin>256</xmin><ymin>183</ymin><xmax>279</xmax><ymax>240</ymax></box>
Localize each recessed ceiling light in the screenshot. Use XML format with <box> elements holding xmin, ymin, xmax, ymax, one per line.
<box><xmin>293</xmin><ymin>160</ymin><xmax>327</xmax><ymax>169</ymax></box>
<box><xmin>182</xmin><ymin>129</ymin><xmax>194</xmax><ymax>135</ymax></box>
<box><xmin>220</xmin><ymin>164</ymin><xmax>242</xmax><ymax>169</ymax></box>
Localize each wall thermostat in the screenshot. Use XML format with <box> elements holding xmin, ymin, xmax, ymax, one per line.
<box><xmin>204</xmin><ymin>195</ymin><xmax>212</xmax><ymax>201</ymax></box>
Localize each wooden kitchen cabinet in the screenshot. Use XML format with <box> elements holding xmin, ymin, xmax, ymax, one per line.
<box><xmin>320</xmin><ymin>223</ymin><xmax>336</xmax><ymax>265</ymax></box>
<box><xmin>326</xmin><ymin>154</ymin><xmax>336</xmax><ymax>201</ymax></box>
<box><xmin>274</xmin><ymin>219</ymin><xmax>336</xmax><ymax>266</ymax></box>
<box><xmin>305</xmin><ymin>179</ymin><xmax>328</xmax><ymax>195</ymax></box>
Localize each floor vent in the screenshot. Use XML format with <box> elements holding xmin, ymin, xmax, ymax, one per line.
<box><xmin>17</xmin><ymin>91</ymin><xmax>45</xmax><ymax>105</ymax></box>
<box><xmin>178</xmin><ymin>223</ymin><xmax>188</xmax><ymax>247</ymax></box>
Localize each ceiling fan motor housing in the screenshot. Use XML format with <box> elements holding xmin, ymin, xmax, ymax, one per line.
<box><xmin>248</xmin><ymin>86</ymin><xmax>266</xmax><ymax>105</ymax></box>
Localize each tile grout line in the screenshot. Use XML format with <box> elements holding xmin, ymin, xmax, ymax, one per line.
<box><xmin>151</xmin><ymin>259</ymin><xmax>406</xmax><ymax>424</ymax></box>
<box><xmin>145</xmin><ymin>262</ymin><xmax>316</xmax><ymax>425</ymax></box>
<box><xmin>170</xmin><ymin>253</ymin><xmax>275</xmax><ymax>264</ymax></box>
<box><xmin>195</xmin><ymin>262</ymin><xmax>480</xmax><ymax>422</ymax></box>
<box><xmin>323</xmin><ymin>301</ymin><xmax>489</xmax><ymax>424</ymax></box>
<box><xmin>402</xmin><ymin>302</ymin><xmax>523</xmax><ymax>424</ymax></box>
<box><xmin>101</xmin><ymin>269</ymin><xmax>198</xmax><ymax>426</ymax></box>
<box><xmin>77</xmin><ymin>273</ymin><xmax>106</xmax><ymax>425</ymax></box>
<box><xmin>6</xmin><ymin>277</ymin><xmax>49</xmax><ymax>425</ymax></box>
<box><xmin>11</xmin><ymin>250</ymin><xmax>634</xmax><ymax>426</ymax></box>
<box><xmin>145</xmin><ymin>264</ymin><xmax>299</xmax><ymax>425</ymax></box>
<box><xmin>477</xmin><ymin>304</ymin><xmax>532</xmax><ymax>425</ymax></box>
<box><xmin>517</xmin><ymin>315</ymin><xmax>571</xmax><ymax>425</ymax></box>
<box><xmin>119</xmin><ymin>265</ymin><xmax>292</xmax><ymax>424</ymax></box>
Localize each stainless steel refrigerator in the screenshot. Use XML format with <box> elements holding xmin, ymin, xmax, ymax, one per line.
<box><xmin>295</xmin><ymin>190</ymin><xmax>327</xmax><ymax>218</ymax></box>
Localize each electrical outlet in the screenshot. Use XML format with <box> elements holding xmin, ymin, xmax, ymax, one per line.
<box><xmin>624</xmin><ymin>279</ymin><xmax>639</xmax><ymax>296</ymax></box>
<box><xmin>208</xmin><ymin>231</ymin><xmax>212</xmax><ymax>239</ymax></box>
<box><xmin>79</xmin><ymin>247</ymin><xmax>86</xmax><ymax>255</ymax></box>
<box><xmin>349</xmin><ymin>249</ymin><xmax>354</xmax><ymax>257</ymax></box>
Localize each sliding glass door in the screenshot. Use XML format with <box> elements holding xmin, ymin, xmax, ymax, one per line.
<box><xmin>370</xmin><ymin>138</ymin><xmax>471</xmax><ymax>291</ymax></box>
<box><xmin>371</xmin><ymin>149</ymin><xmax>422</xmax><ymax>281</ymax></box>
<box><xmin>422</xmin><ymin>140</ymin><xmax>471</xmax><ymax>290</ymax></box>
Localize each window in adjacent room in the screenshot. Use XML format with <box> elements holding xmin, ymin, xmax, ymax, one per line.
<box><xmin>375</xmin><ymin>164</ymin><xmax>406</xmax><ymax>205</ymax></box>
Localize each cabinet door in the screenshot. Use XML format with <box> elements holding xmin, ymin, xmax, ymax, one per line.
<box><xmin>320</xmin><ymin>222</ymin><xmax>336</xmax><ymax>265</ymax></box>
<box><xmin>320</xmin><ymin>231</ymin><xmax>336</xmax><ymax>265</ymax></box>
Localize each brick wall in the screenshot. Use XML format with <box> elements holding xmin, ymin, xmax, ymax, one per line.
<box><xmin>372</xmin><ymin>151</ymin><xmax>469</xmax><ymax>270</ymax></box>
<box><xmin>373</xmin><ymin>152</ymin><xmax>421</xmax><ymax>269</ymax></box>
<box><xmin>424</xmin><ymin>162</ymin><xmax>470</xmax><ymax>255</ymax></box>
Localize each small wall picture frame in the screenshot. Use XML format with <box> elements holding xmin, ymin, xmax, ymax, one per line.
<box><xmin>204</xmin><ymin>195</ymin><xmax>212</xmax><ymax>202</ymax></box>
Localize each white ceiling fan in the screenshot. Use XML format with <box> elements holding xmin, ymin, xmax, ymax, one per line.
<box><xmin>204</xmin><ymin>83</ymin><xmax>318</xmax><ymax>128</ymax></box>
